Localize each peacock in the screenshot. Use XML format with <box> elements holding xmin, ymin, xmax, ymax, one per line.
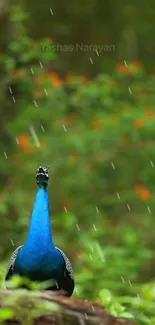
<box><xmin>5</xmin><ymin>166</ymin><xmax>74</xmax><ymax>296</ymax></box>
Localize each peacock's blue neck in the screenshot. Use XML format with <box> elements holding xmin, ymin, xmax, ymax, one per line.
<box><xmin>24</xmin><ymin>186</ymin><xmax>54</xmax><ymax>250</ymax></box>
<box><xmin>15</xmin><ymin>185</ymin><xmax>65</xmax><ymax>274</ymax></box>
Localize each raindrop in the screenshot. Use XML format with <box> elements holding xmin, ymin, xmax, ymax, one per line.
<box><xmin>49</xmin><ymin>8</ymin><xmax>54</xmax><ymax>15</ymax></box>
<box><xmin>30</xmin><ymin>68</ymin><xmax>34</xmax><ymax>75</ymax></box>
<box><xmin>63</xmin><ymin>125</ymin><xmax>67</xmax><ymax>132</ymax></box>
<box><xmin>29</xmin><ymin>126</ymin><xmax>40</xmax><ymax>148</ymax></box>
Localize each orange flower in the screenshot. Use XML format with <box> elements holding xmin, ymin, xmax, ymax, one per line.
<box><xmin>69</xmin><ymin>152</ymin><xmax>79</xmax><ymax>162</ymax></box>
<box><xmin>34</xmin><ymin>76</ymin><xmax>44</xmax><ymax>84</ymax></box>
<box><xmin>65</xmin><ymin>73</ymin><xmax>87</xmax><ymax>84</ymax></box>
<box><xmin>115</xmin><ymin>61</ymin><xmax>142</xmax><ymax>75</ymax></box>
<box><xmin>115</xmin><ymin>63</ymin><xmax>131</xmax><ymax>75</ymax></box>
<box><xmin>52</xmin><ymin>77</ymin><xmax>63</xmax><ymax>87</ymax></box>
<box><xmin>11</xmin><ymin>70</ymin><xmax>17</xmax><ymax>76</ymax></box>
<box><xmin>33</xmin><ymin>89</ymin><xmax>43</xmax><ymax>97</ymax></box>
<box><xmin>87</xmin><ymin>164</ymin><xmax>96</xmax><ymax>171</ymax></box>
<box><xmin>18</xmin><ymin>134</ymin><xmax>30</xmax><ymax>149</ymax></box>
<box><xmin>65</xmin><ymin>72</ymin><xmax>76</xmax><ymax>82</ymax></box>
<box><xmin>91</xmin><ymin>119</ymin><xmax>104</xmax><ymax>130</ymax></box>
<box><xmin>134</xmin><ymin>119</ymin><xmax>144</xmax><ymax>129</ymax></box>
<box><xmin>69</xmin><ymin>113</ymin><xmax>78</xmax><ymax>121</ymax></box>
<box><xmin>20</xmin><ymin>70</ymin><xmax>27</xmax><ymax>77</ymax></box>
<box><xmin>62</xmin><ymin>117</ymin><xmax>71</xmax><ymax>126</ymax></box>
<box><xmin>135</xmin><ymin>184</ymin><xmax>144</xmax><ymax>194</ymax></box>
<box><xmin>47</xmin><ymin>72</ymin><xmax>58</xmax><ymax>79</ymax></box>
<box><xmin>107</xmin><ymin>80</ymin><xmax>117</xmax><ymax>87</ymax></box>
<box><xmin>135</xmin><ymin>184</ymin><xmax>151</xmax><ymax>201</ymax></box>
<box><xmin>47</xmin><ymin>72</ymin><xmax>63</xmax><ymax>87</ymax></box>
<box><xmin>11</xmin><ymin>70</ymin><xmax>16</xmax><ymax>76</ymax></box>
<box><xmin>134</xmin><ymin>89</ymin><xmax>145</xmax><ymax>96</ymax></box>
<box><xmin>80</xmin><ymin>76</ymin><xmax>88</xmax><ymax>83</ymax></box>
<box><xmin>62</xmin><ymin>113</ymin><xmax>78</xmax><ymax>126</ymax></box>
<box><xmin>145</xmin><ymin>110</ymin><xmax>154</xmax><ymax>120</ymax></box>
<box><xmin>11</xmin><ymin>69</ymin><xmax>27</xmax><ymax>77</ymax></box>
<box><xmin>139</xmin><ymin>189</ymin><xmax>151</xmax><ymax>201</ymax></box>
<box><xmin>109</xmin><ymin>115</ymin><xmax>118</xmax><ymax>124</ymax></box>
<box><xmin>132</xmin><ymin>61</ymin><xmax>143</xmax><ymax>69</ymax></box>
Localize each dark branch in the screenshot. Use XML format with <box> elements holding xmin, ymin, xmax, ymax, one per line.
<box><xmin>0</xmin><ymin>289</ymin><xmax>136</xmax><ymax>325</ymax></box>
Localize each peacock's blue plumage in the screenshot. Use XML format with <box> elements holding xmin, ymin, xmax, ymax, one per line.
<box><xmin>5</xmin><ymin>166</ymin><xmax>74</xmax><ymax>296</ymax></box>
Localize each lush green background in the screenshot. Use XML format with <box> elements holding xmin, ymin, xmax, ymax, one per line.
<box><xmin>0</xmin><ymin>3</ymin><xmax>155</xmax><ymax>325</ymax></box>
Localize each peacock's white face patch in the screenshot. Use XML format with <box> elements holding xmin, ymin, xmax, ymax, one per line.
<box><xmin>36</xmin><ymin>166</ymin><xmax>49</xmax><ymax>185</ymax></box>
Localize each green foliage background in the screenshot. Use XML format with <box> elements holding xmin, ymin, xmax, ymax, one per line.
<box><xmin>0</xmin><ymin>3</ymin><xmax>155</xmax><ymax>325</ymax></box>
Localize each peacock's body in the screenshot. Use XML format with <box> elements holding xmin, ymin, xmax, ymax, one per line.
<box><xmin>5</xmin><ymin>166</ymin><xmax>74</xmax><ymax>296</ymax></box>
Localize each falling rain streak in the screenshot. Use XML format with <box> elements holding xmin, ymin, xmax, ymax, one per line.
<box><xmin>29</xmin><ymin>126</ymin><xmax>40</xmax><ymax>148</ymax></box>
<box><xmin>75</xmin><ymin>288</ymin><xmax>79</xmax><ymax>295</ymax></box>
<box><xmin>93</xmin><ymin>224</ymin><xmax>97</xmax><ymax>231</ymax></box>
<box><xmin>96</xmin><ymin>49</ymin><xmax>99</xmax><ymax>56</ymax></box>
<box><xmin>49</xmin><ymin>8</ymin><xmax>54</xmax><ymax>15</ymax></box>
<box><xmin>116</xmin><ymin>192</ymin><xmax>120</xmax><ymax>200</ymax></box>
<box><xmin>89</xmin><ymin>244</ymin><xmax>94</xmax><ymax>252</ymax></box>
<box><xmin>78</xmin><ymin>317</ymin><xmax>85</xmax><ymax>325</ymax></box>
<box><xmin>95</xmin><ymin>242</ymin><xmax>105</xmax><ymax>261</ymax></box>
<box><xmin>30</xmin><ymin>68</ymin><xmax>34</xmax><ymax>75</ymax></box>
<box><xmin>9</xmin><ymin>87</ymin><xmax>13</xmax><ymax>94</ymax></box>
<box><xmin>63</xmin><ymin>125</ymin><xmax>67</xmax><ymax>132</ymax></box>
<box><xmin>76</xmin><ymin>224</ymin><xmax>80</xmax><ymax>231</ymax></box>
<box><xmin>44</xmin><ymin>88</ymin><xmax>48</xmax><ymax>96</ymax></box>
<box><xmin>41</xmin><ymin>125</ymin><xmax>45</xmax><ymax>132</ymax></box>
<box><xmin>150</xmin><ymin>160</ymin><xmax>154</xmax><ymax>167</ymax></box>
<box><xmin>147</xmin><ymin>206</ymin><xmax>151</xmax><ymax>213</ymax></box>
<box><xmin>10</xmin><ymin>239</ymin><xmax>14</xmax><ymax>246</ymax></box>
<box><xmin>64</xmin><ymin>206</ymin><xmax>68</xmax><ymax>213</ymax></box>
<box><xmin>95</xmin><ymin>206</ymin><xmax>99</xmax><ymax>213</ymax></box>
<box><xmin>121</xmin><ymin>276</ymin><xmax>125</xmax><ymax>283</ymax></box>
<box><xmin>39</xmin><ymin>61</ymin><xmax>43</xmax><ymax>68</ymax></box>
<box><xmin>89</xmin><ymin>253</ymin><xmax>92</xmax><ymax>260</ymax></box>
<box><xmin>33</xmin><ymin>100</ymin><xmax>38</xmax><ymax>107</ymax></box>
<box><xmin>91</xmin><ymin>305</ymin><xmax>95</xmax><ymax>312</ymax></box>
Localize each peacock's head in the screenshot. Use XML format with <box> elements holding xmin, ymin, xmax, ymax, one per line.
<box><xmin>36</xmin><ymin>166</ymin><xmax>49</xmax><ymax>187</ymax></box>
